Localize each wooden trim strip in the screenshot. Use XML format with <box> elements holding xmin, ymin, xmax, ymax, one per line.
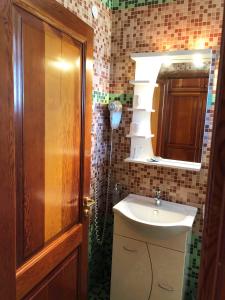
<box><xmin>0</xmin><ymin>1</ymin><xmax>16</xmax><ymax>299</ymax></box>
<box><xmin>13</xmin><ymin>0</ymin><xmax>93</xmax><ymax>44</ymax></box>
<box><xmin>78</xmin><ymin>32</ymin><xmax>94</xmax><ymax>300</ymax></box>
<box><xmin>16</xmin><ymin>224</ymin><xmax>82</xmax><ymax>299</ymax></box>
<box><xmin>24</xmin><ymin>251</ymin><xmax>78</xmax><ymax>299</ymax></box>
<box><xmin>198</xmin><ymin>3</ymin><xmax>225</xmax><ymax>299</ymax></box>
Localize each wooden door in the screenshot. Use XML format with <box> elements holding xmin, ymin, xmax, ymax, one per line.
<box><xmin>198</xmin><ymin>3</ymin><xmax>225</xmax><ymax>299</ymax></box>
<box><xmin>0</xmin><ymin>1</ymin><xmax>93</xmax><ymax>299</ymax></box>
<box><xmin>160</xmin><ymin>78</ymin><xmax>208</xmax><ymax>162</ymax></box>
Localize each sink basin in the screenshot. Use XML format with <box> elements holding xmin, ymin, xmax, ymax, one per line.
<box><xmin>113</xmin><ymin>194</ymin><xmax>197</xmax><ymax>229</ymax></box>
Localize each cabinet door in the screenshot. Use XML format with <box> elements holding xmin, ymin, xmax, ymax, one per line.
<box><xmin>110</xmin><ymin>235</ymin><xmax>152</xmax><ymax>300</ymax></box>
<box><xmin>149</xmin><ymin>244</ymin><xmax>185</xmax><ymax>300</ymax></box>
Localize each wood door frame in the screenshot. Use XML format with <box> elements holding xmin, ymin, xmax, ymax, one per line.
<box><xmin>0</xmin><ymin>1</ymin><xmax>93</xmax><ymax>299</ymax></box>
<box><xmin>198</xmin><ymin>3</ymin><xmax>225</xmax><ymax>299</ymax></box>
<box><xmin>0</xmin><ymin>1</ymin><xmax>16</xmax><ymax>299</ymax></box>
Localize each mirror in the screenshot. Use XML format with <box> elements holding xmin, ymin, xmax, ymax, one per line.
<box><xmin>151</xmin><ymin>54</ymin><xmax>211</xmax><ymax>163</ymax></box>
<box><xmin>127</xmin><ymin>49</ymin><xmax>212</xmax><ymax>169</ymax></box>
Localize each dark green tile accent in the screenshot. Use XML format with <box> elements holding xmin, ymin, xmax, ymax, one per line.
<box><xmin>100</xmin><ymin>0</ymin><xmax>113</xmax><ymax>9</ymax></box>
<box><xmin>207</xmin><ymin>92</ymin><xmax>216</xmax><ymax>108</ymax></box>
<box><xmin>93</xmin><ymin>92</ymin><xmax>133</xmax><ymax>105</ymax></box>
<box><xmin>185</xmin><ymin>234</ymin><xmax>202</xmax><ymax>300</ymax></box>
<box><xmin>93</xmin><ymin>91</ymin><xmax>109</xmax><ymax>104</ymax></box>
<box><xmin>109</xmin><ymin>92</ymin><xmax>214</xmax><ymax>108</ymax></box>
<box><xmin>109</xmin><ymin>93</ymin><xmax>133</xmax><ymax>105</ymax></box>
<box><xmin>88</xmin><ymin>216</ymin><xmax>114</xmax><ymax>300</ymax></box>
<box><xmin>100</xmin><ymin>0</ymin><xmax>176</xmax><ymax>10</ymax></box>
<box><xmin>112</xmin><ymin>0</ymin><xmax>175</xmax><ymax>10</ymax></box>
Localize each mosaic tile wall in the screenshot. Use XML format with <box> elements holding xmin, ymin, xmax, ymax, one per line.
<box><xmin>109</xmin><ymin>0</ymin><xmax>224</xmax><ymax>298</ymax></box>
<box><xmin>110</xmin><ymin>0</ymin><xmax>223</xmax><ymax>236</ymax></box>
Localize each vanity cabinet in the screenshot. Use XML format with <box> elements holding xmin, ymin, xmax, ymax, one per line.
<box><xmin>110</xmin><ymin>235</ymin><xmax>152</xmax><ymax>300</ymax></box>
<box><xmin>110</xmin><ymin>213</ymin><xmax>190</xmax><ymax>300</ymax></box>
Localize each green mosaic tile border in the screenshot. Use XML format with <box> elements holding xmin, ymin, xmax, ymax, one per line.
<box><xmin>109</xmin><ymin>93</ymin><xmax>133</xmax><ymax>104</ymax></box>
<box><xmin>109</xmin><ymin>92</ymin><xmax>214</xmax><ymax>108</ymax></box>
<box><xmin>100</xmin><ymin>0</ymin><xmax>174</xmax><ymax>11</ymax></box>
<box><xmin>207</xmin><ymin>92</ymin><xmax>216</xmax><ymax>108</ymax></box>
<box><xmin>100</xmin><ymin>0</ymin><xmax>113</xmax><ymax>9</ymax></box>
<box><xmin>93</xmin><ymin>91</ymin><xmax>109</xmax><ymax>104</ymax></box>
<box><xmin>112</xmin><ymin>0</ymin><xmax>173</xmax><ymax>10</ymax></box>
<box><xmin>185</xmin><ymin>233</ymin><xmax>202</xmax><ymax>300</ymax></box>
<box><xmin>93</xmin><ymin>91</ymin><xmax>133</xmax><ymax>105</ymax></box>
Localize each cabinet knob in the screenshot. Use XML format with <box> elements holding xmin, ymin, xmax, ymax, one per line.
<box><xmin>158</xmin><ymin>281</ymin><xmax>175</xmax><ymax>292</ymax></box>
<box><xmin>123</xmin><ymin>246</ymin><xmax>137</xmax><ymax>253</ymax></box>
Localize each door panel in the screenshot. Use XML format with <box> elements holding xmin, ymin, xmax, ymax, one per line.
<box><xmin>24</xmin><ymin>252</ymin><xmax>78</xmax><ymax>300</ymax></box>
<box><xmin>44</xmin><ymin>28</ymin><xmax>63</xmax><ymax>242</ymax></box>
<box><xmin>16</xmin><ymin>225</ymin><xmax>82</xmax><ymax>300</ymax></box>
<box><xmin>161</xmin><ymin>78</ymin><xmax>207</xmax><ymax>162</ymax></box>
<box><xmin>167</xmin><ymin>94</ymin><xmax>200</xmax><ymax>146</ymax></box>
<box><xmin>60</xmin><ymin>35</ymin><xmax>81</xmax><ymax>231</ymax></box>
<box><xmin>16</xmin><ymin>7</ymin><xmax>82</xmax><ymax>265</ymax></box>
<box><xmin>44</xmin><ymin>30</ymin><xmax>81</xmax><ymax>242</ymax></box>
<box><xmin>22</xmin><ymin>12</ymin><xmax>45</xmax><ymax>260</ymax></box>
<box><xmin>169</xmin><ymin>77</ymin><xmax>208</xmax><ymax>91</ymax></box>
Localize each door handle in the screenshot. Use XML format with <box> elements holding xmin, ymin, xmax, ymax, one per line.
<box><xmin>83</xmin><ymin>196</ymin><xmax>95</xmax><ymax>217</ymax></box>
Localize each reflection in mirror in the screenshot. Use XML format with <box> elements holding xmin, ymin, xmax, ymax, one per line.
<box><xmin>151</xmin><ymin>59</ymin><xmax>210</xmax><ymax>163</ymax></box>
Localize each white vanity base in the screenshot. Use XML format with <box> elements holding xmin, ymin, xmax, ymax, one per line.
<box><xmin>110</xmin><ymin>213</ymin><xmax>191</xmax><ymax>300</ymax></box>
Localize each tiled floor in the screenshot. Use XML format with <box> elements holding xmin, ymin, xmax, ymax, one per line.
<box><xmin>89</xmin><ymin>282</ymin><xmax>110</xmax><ymax>300</ymax></box>
<box><xmin>88</xmin><ymin>216</ymin><xmax>113</xmax><ymax>300</ymax></box>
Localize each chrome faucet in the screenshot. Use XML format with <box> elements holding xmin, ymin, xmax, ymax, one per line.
<box><xmin>155</xmin><ymin>188</ymin><xmax>161</xmax><ymax>206</ymax></box>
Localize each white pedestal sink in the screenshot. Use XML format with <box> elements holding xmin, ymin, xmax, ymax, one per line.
<box><xmin>110</xmin><ymin>194</ymin><xmax>197</xmax><ymax>300</ymax></box>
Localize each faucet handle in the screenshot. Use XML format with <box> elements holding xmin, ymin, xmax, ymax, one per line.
<box><xmin>155</xmin><ymin>188</ymin><xmax>161</xmax><ymax>199</ymax></box>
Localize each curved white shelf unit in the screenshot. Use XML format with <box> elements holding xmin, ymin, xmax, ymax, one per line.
<box><xmin>126</xmin><ymin>134</ymin><xmax>154</xmax><ymax>139</ymax></box>
<box><xmin>127</xmin><ymin>108</ymin><xmax>155</xmax><ymax>112</ymax></box>
<box><xmin>128</xmin><ymin>55</ymin><xmax>162</xmax><ymax>161</ymax></box>
<box><xmin>129</xmin><ymin>80</ymin><xmax>158</xmax><ymax>87</ymax></box>
<box><xmin>124</xmin><ymin>157</ymin><xmax>201</xmax><ymax>171</ymax></box>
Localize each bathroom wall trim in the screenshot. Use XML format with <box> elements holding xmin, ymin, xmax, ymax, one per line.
<box><xmin>0</xmin><ymin>1</ymin><xmax>16</xmax><ymax>299</ymax></box>
<box><xmin>198</xmin><ymin>3</ymin><xmax>225</xmax><ymax>299</ymax></box>
<box><xmin>100</xmin><ymin>0</ymin><xmax>175</xmax><ymax>12</ymax></box>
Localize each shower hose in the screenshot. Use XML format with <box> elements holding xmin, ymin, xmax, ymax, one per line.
<box><xmin>94</xmin><ymin>129</ymin><xmax>113</xmax><ymax>246</ymax></box>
